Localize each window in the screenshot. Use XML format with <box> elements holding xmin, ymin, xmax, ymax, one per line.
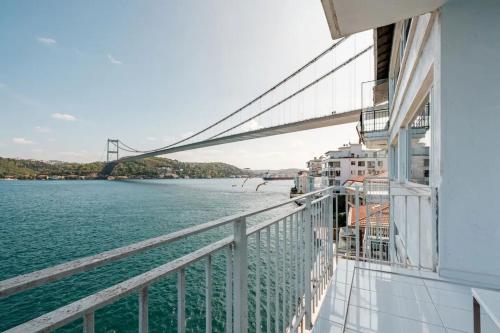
<box><xmin>390</xmin><ymin>143</ymin><xmax>398</xmax><ymax>180</ymax></box>
<box><xmin>409</xmin><ymin>95</ymin><xmax>431</xmax><ymax>185</ymax></box>
<box><xmin>358</xmin><ymin>161</ymin><xmax>365</xmax><ymax>167</ymax></box>
<box><xmin>378</xmin><ymin>161</ymin><xmax>383</xmax><ymax>167</ymax></box>
<box><xmin>358</xmin><ymin>170</ymin><xmax>365</xmax><ymax>176</ymax></box>
<box><xmin>335</xmin><ymin>170</ymin><xmax>341</xmax><ymax>177</ymax></box>
<box><xmin>333</xmin><ymin>161</ymin><xmax>341</xmax><ymax>168</ymax></box>
<box><xmin>329</xmin><ymin>180</ymin><xmax>334</xmax><ymax>186</ymax></box>
<box><xmin>351</xmin><ymin>161</ymin><xmax>356</xmax><ymax>166</ymax></box>
<box><xmin>367</xmin><ymin>161</ymin><xmax>375</xmax><ymax>168</ymax></box>
<box><xmin>335</xmin><ymin>180</ymin><xmax>341</xmax><ymax>186</ymax></box>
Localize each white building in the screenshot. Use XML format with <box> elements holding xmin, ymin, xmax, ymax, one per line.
<box><xmin>314</xmin><ymin>0</ymin><xmax>500</xmax><ymax>331</ymax></box>
<box><xmin>306</xmin><ymin>157</ymin><xmax>323</xmax><ymax>177</ymax></box>
<box><xmin>321</xmin><ymin>143</ymin><xmax>387</xmax><ymax>187</ymax></box>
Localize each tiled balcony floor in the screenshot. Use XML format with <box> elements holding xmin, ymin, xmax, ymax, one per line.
<box><xmin>312</xmin><ymin>259</ymin><xmax>499</xmax><ymax>333</ymax></box>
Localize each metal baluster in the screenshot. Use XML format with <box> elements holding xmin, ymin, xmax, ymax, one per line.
<box><xmin>233</xmin><ymin>217</ymin><xmax>248</xmax><ymax>333</ymax></box>
<box><xmin>405</xmin><ymin>195</ymin><xmax>408</xmax><ymax>267</ymax></box>
<box><xmin>178</xmin><ymin>269</ymin><xmax>186</xmax><ymax>333</ymax></box>
<box><xmin>312</xmin><ymin>203</ymin><xmax>317</xmax><ymax>309</ymax></box>
<box><xmin>289</xmin><ymin>213</ymin><xmax>293</xmax><ymax>326</ymax></box>
<box><xmin>335</xmin><ymin>193</ymin><xmax>339</xmax><ymax>264</ymax></box>
<box><xmin>266</xmin><ymin>227</ymin><xmax>271</xmax><ymax>333</ymax></box>
<box><xmin>389</xmin><ymin>193</ymin><xmax>395</xmax><ymax>264</ymax></box>
<box><xmin>292</xmin><ymin>212</ymin><xmax>301</xmax><ymax>315</ymax></box>
<box><xmin>256</xmin><ymin>232</ymin><xmax>261</xmax><ymax>333</ymax></box>
<box><xmin>299</xmin><ymin>211</ymin><xmax>306</xmax><ymax>311</ymax></box>
<box><xmin>355</xmin><ymin>186</ymin><xmax>360</xmax><ymax>263</ymax></box>
<box><xmin>83</xmin><ymin>312</ymin><xmax>94</xmax><ymax>333</ymax></box>
<box><xmin>315</xmin><ymin>203</ymin><xmax>320</xmax><ymax>305</ymax></box>
<box><xmin>226</xmin><ymin>245</ymin><xmax>233</xmax><ymax>333</ymax></box>
<box><xmin>328</xmin><ymin>191</ymin><xmax>334</xmax><ymax>277</ymax></box>
<box><xmin>304</xmin><ymin>196</ymin><xmax>312</xmax><ymax>329</ymax></box>
<box><xmin>418</xmin><ymin>196</ymin><xmax>421</xmax><ymax>270</ymax></box>
<box><xmin>139</xmin><ymin>286</ymin><xmax>148</xmax><ymax>333</ymax></box>
<box><xmin>275</xmin><ymin>222</ymin><xmax>280</xmax><ymax>333</ymax></box>
<box><xmin>283</xmin><ymin>217</ymin><xmax>287</xmax><ymax>330</ymax></box>
<box><xmin>206</xmin><ymin>255</ymin><xmax>212</xmax><ymax>333</ymax></box>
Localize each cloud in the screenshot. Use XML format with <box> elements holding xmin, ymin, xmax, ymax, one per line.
<box><xmin>145</xmin><ymin>136</ymin><xmax>156</xmax><ymax>141</ymax></box>
<box><xmin>52</xmin><ymin>113</ymin><xmax>77</xmax><ymax>121</ymax></box>
<box><xmin>12</xmin><ymin>137</ymin><xmax>35</xmax><ymax>145</ymax></box>
<box><xmin>35</xmin><ymin>126</ymin><xmax>51</xmax><ymax>133</ymax></box>
<box><xmin>107</xmin><ymin>54</ymin><xmax>122</xmax><ymax>65</ymax></box>
<box><xmin>37</xmin><ymin>37</ymin><xmax>57</xmax><ymax>46</ymax></box>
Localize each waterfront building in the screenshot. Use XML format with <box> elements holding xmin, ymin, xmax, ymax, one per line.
<box><xmin>321</xmin><ymin>143</ymin><xmax>387</xmax><ymax>187</ymax></box>
<box><xmin>306</xmin><ymin>157</ymin><xmax>323</xmax><ymax>177</ymax></box>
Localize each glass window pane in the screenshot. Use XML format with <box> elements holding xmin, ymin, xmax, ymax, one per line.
<box><xmin>409</xmin><ymin>96</ymin><xmax>431</xmax><ymax>185</ymax></box>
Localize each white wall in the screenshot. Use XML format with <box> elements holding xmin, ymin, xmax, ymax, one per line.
<box><xmin>438</xmin><ymin>0</ymin><xmax>500</xmax><ymax>288</ymax></box>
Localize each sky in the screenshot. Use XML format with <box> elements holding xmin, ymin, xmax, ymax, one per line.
<box><xmin>0</xmin><ymin>0</ymin><xmax>372</xmax><ymax>169</ymax></box>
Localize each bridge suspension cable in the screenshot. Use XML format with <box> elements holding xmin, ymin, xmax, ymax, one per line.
<box><xmin>111</xmin><ymin>37</ymin><xmax>349</xmax><ymax>156</ymax></box>
<box><xmin>208</xmin><ymin>44</ymin><xmax>372</xmax><ymax>140</ymax></box>
<box><xmin>109</xmin><ymin>32</ymin><xmax>374</xmax><ymax>161</ymax></box>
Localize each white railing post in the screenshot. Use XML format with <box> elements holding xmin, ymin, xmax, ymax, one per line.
<box><xmin>304</xmin><ymin>195</ymin><xmax>313</xmax><ymax>329</ymax></box>
<box><xmin>355</xmin><ymin>186</ymin><xmax>360</xmax><ymax>263</ymax></box>
<box><xmin>233</xmin><ymin>217</ymin><xmax>248</xmax><ymax>333</ymax></box>
<box><xmin>226</xmin><ymin>245</ymin><xmax>233</xmax><ymax>333</ymax></box>
<box><xmin>83</xmin><ymin>312</ymin><xmax>94</xmax><ymax>333</ymax></box>
<box><xmin>178</xmin><ymin>269</ymin><xmax>186</xmax><ymax>333</ymax></box>
<box><xmin>389</xmin><ymin>192</ymin><xmax>395</xmax><ymax>263</ymax></box>
<box><xmin>139</xmin><ymin>286</ymin><xmax>148</xmax><ymax>333</ymax></box>
<box><xmin>327</xmin><ymin>189</ymin><xmax>334</xmax><ymax>276</ymax></box>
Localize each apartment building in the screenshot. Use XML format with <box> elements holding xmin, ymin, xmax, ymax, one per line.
<box><xmin>316</xmin><ymin>0</ymin><xmax>500</xmax><ymax>331</ymax></box>
<box><xmin>306</xmin><ymin>156</ymin><xmax>323</xmax><ymax>177</ymax></box>
<box><xmin>321</xmin><ymin>143</ymin><xmax>387</xmax><ymax>187</ymax></box>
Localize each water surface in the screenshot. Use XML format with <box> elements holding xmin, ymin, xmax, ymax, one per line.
<box><xmin>0</xmin><ymin>178</ymin><xmax>294</xmax><ymax>332</ymax></box>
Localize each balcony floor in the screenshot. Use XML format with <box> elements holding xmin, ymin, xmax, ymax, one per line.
<box><xmin>312</xmin><ymin>258</ymin><xmax>499</xmax><ymax>333</ymax></box>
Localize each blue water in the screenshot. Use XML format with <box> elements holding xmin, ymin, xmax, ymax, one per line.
<box><xmin>0</xmin><ymin>179</ymin><xmax>294</xmax><ymax>332</ymax></box>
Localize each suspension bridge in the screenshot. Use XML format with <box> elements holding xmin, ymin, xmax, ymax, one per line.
<box><xmin>101</xmin><ymin>34</ymin><xmax>375</xmax><ymax>176</ymax></box>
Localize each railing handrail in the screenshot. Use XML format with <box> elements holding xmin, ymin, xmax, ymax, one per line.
<box><xmin>0</xmin><ymin>187</ymin><xmax>334</xmax><ymax>299</ymax></box>
<box><xmin>4</xmin><ymin>237</ymin><xmax>233</xmax><ymax>333</ymax></box>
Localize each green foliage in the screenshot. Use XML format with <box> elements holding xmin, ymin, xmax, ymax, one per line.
<box><xmin>0</xmin><ymin>157</ymin><xmax>243</xmax><ymax>179</ymax></box>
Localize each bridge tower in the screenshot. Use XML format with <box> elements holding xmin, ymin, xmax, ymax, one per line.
<box><xmin>106</xmin><ymin>139</ymin><xmax>119</xmax><ymax>162</ymax></box>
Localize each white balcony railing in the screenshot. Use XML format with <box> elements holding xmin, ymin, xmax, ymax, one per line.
<box><xmin>0</xmin><ymin>182</ymin><xmax>438</xmax><ymax>332</ymax></box>
<box><xmin>1</xmin><ymin>188</ymin><xmax>340</xmax><ymax>333</ymax></box>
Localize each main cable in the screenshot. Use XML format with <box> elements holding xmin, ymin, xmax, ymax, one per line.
<box><xmin>137</xmin><ymin>37</ymin><xmax>348</xmax><ymax>154</ymax></box>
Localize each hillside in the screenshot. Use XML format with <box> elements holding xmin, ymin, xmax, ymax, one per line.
<box><xmin>0</xmin><ymin>157</ymin><xmax>245</xmax><ymax>179</ymax></box>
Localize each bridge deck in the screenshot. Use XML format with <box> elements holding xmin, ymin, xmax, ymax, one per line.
<box><xmin>117</xmin><ymin>109</ymin><xmax>361</xmax><ymax>163</ymax></box>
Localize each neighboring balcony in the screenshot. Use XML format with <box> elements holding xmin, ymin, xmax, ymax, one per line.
<box><xmin>357</xmin><ymin>106</ymin><xmax>389</xmax><ymax>149</ymax></box>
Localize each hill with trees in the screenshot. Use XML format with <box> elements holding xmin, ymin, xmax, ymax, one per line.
<box><xmin>0</xmin><ymin>157</ymin><xmax>245</xmax><ymax>179</ymax></box>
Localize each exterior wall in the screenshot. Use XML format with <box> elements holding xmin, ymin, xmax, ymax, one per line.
<box><xmin>388</xmin><ymin>11</ymin><xmax>439</xmax><ymax>269</ymax></box>
<box><xmin>438</xmin><ymin>0</ymin><xmax>500</xmax><ymax>288</ymax></box>
<box><xmin>388</xmin><ymin>0</ymin><xmax>500</xmax><ymax>287</ymax></box>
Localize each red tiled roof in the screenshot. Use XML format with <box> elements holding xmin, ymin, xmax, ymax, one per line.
<box><xmin>348</xmin><ymin>203</ymin><xmax>389</xmax><ymax>228</ymax></box>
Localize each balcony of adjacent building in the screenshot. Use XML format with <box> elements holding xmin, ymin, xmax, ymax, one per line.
<box><xmin>357</xmin><ymin>79</ymin><xmax>390</xmax><ymax>149</ymax></box>
<box><xmin>356</xmin><ymin>105</ymin><xmax>390</xmax><ymax>149</ymax></box>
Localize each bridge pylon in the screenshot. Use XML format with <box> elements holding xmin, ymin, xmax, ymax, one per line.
<box><xmin>106</xmin><ymin>139</ymin><xmax>119</xmax><ymax>162</ymax></box>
